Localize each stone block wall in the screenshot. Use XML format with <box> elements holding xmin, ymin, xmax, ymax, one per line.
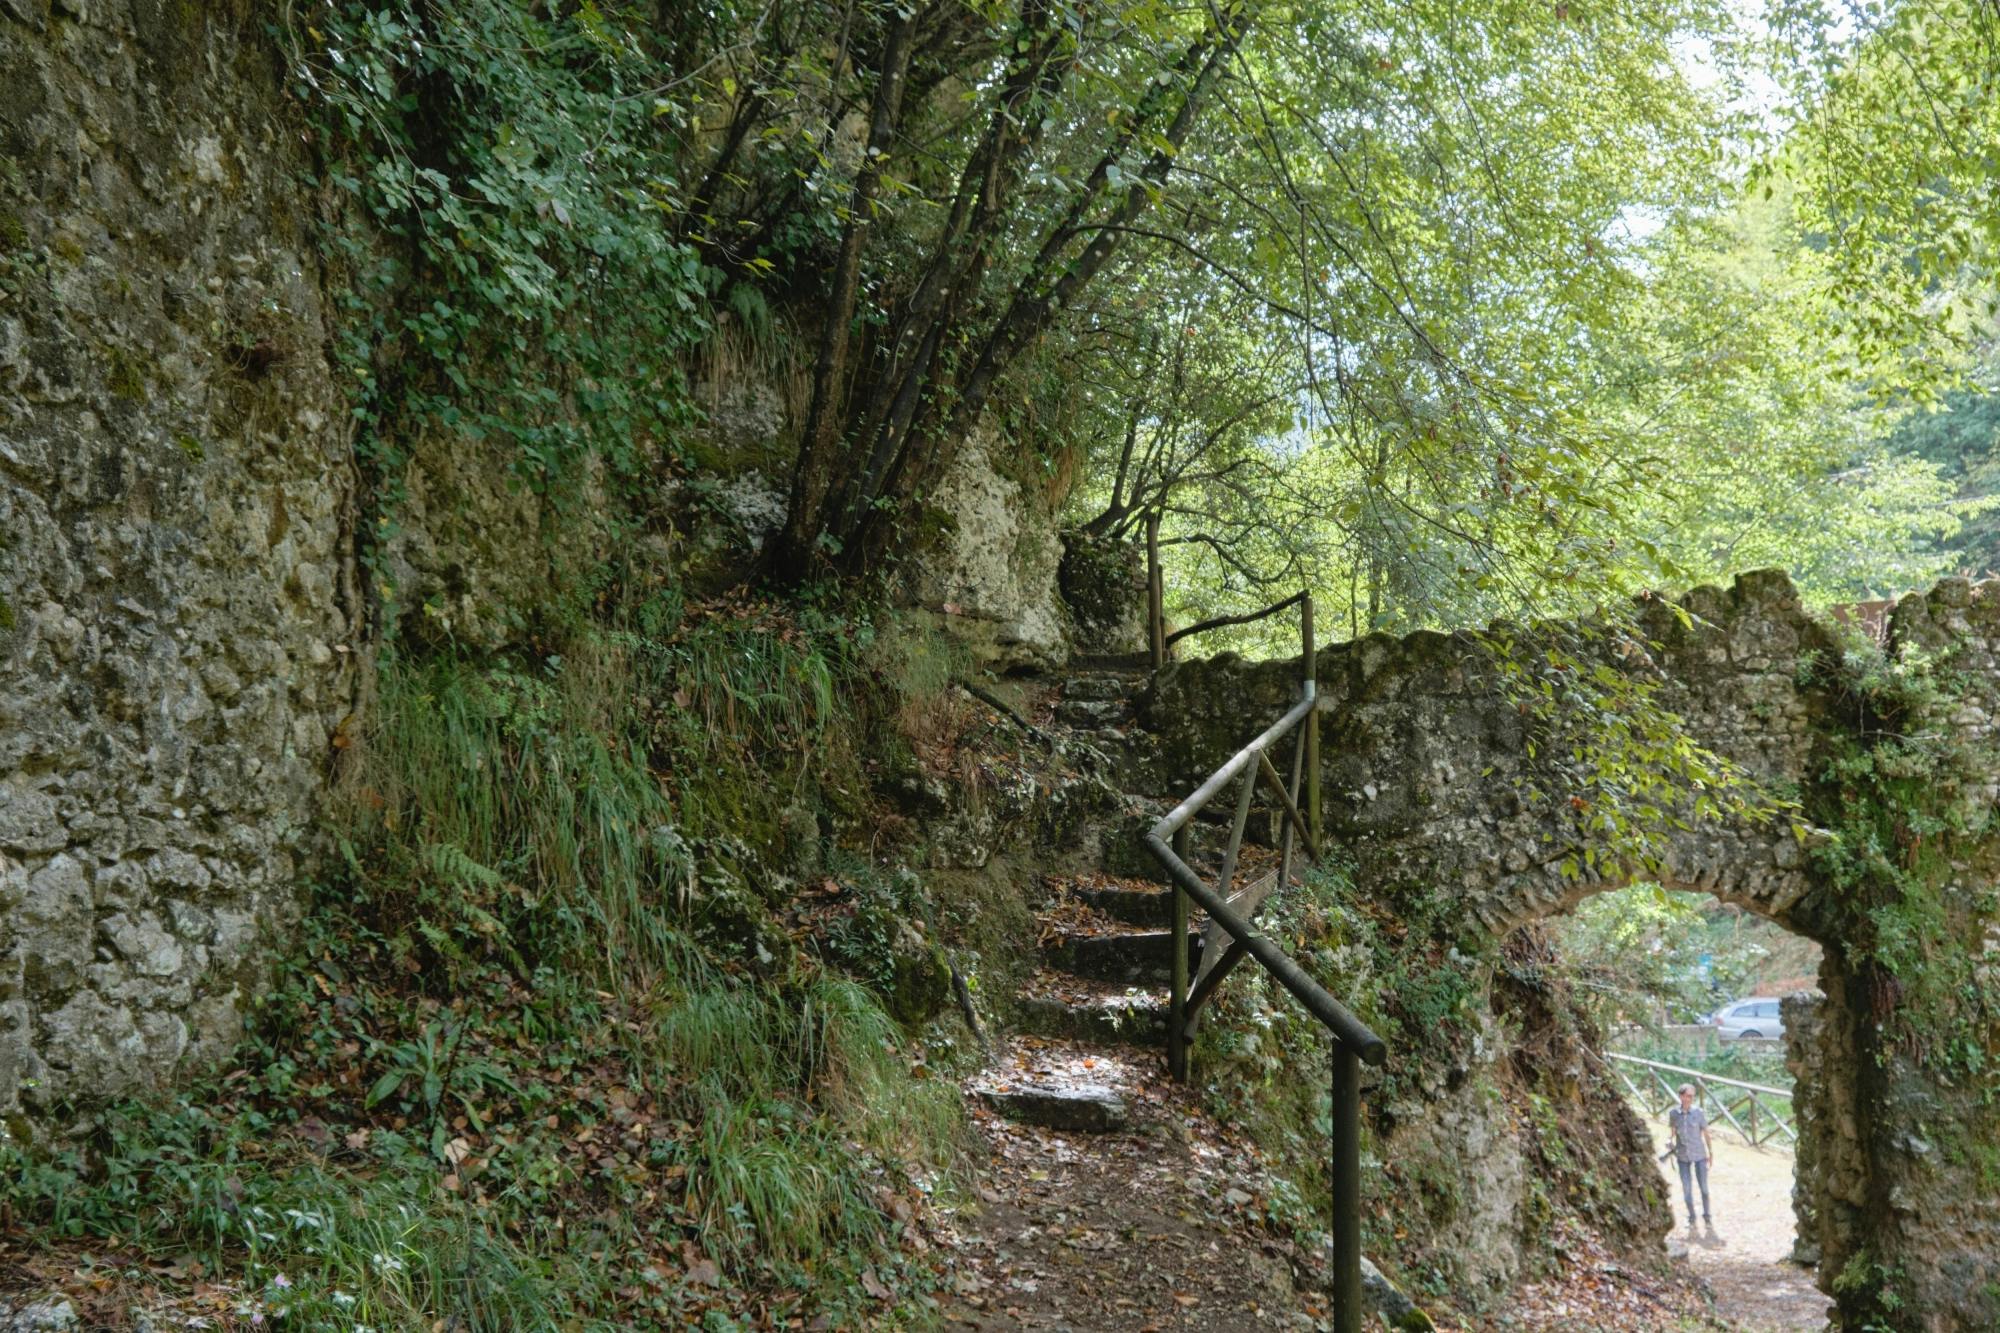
<box><xmin>0</xmin><ymin>4</ymin><xmax>642</xmax><ymax>1133</ymax></box>
<box><xmin>1146</xmin><ymin>570</ymin><xmax>1832</xmax><ymax>934</ymax></box>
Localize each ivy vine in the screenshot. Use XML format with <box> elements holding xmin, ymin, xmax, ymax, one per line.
<box><xmin>285</xmin><ymin>2</ymin><xmax>713</xmax><ymax>601</ymax></box>
<box><xmin>1808</xmin><ymin>641</ymin><xmax>2000</xmax><ymax>1099</ymax></box>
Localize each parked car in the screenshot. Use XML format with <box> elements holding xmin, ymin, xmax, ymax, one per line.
<box><xmin>1710</xmin><ymin>996</ymin><xmax>1785</xmax><ymax>1040</ymax></box>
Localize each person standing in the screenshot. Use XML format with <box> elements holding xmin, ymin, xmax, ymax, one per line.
<box><xmin>1667</xmin><ymin>1082</ymin><xmax>1715</xmax><ymax>1231</ymax></box>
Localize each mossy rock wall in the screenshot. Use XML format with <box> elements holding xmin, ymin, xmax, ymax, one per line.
<box><xmin>0</xmin><ymin>7</ymin><xmax>361</xmax><ymax>1128</ymax></box>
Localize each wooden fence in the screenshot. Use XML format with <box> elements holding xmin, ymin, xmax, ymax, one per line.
<box><xmin>1609</xmin><ymin>1052</ymin><xmax>1796</xmax><ymax>1150</ymax></box>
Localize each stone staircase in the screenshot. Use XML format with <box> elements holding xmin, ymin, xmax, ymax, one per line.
<box><xmin>1046</xmin><ymin>668</ymin><xmax>1169</xmax><ymax>796</ymax></box>
<box><xmin>1050</xmin><ymin>670</ymin><xmax>1140</xmax><ymax>729</ymax></box>
<box><xmin>957</xmin><ymin>662</ymin><xmax>1436</xmax><ymax>1331</ymax></box>
<box><xmin>964</xmin><ymin>662</ymin><xmax>1225</xmax><ymax>1134</ymax></box>
<box><xmin>968</xmin><ymin>875</ymin><xmax>1191</xmax><ymax>1134</ymax></box>
<box><xmin>959</xmin><ymin>667</ymin><xmax>1196</xmax><ymax>1134</ymax></box>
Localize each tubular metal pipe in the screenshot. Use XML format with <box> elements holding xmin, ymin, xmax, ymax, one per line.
<box><xmin>1150</xmin><ymin>696</ymin><xmax>1314</xmax><ymax>841</ymax></box>
<box><xmin>1143</xmin><ymin>831</ymin><xmax>1387</xmax><ymax>1064</ymax></box>
<box><xmin>1331</xmin><ymin>1044</ymin><xmax>1363</xmax><ymax>1333</ymax></box>
<box><xmin>1606</xmin><ymin>1052</ymin><xmax>1792</xmax><ymax>1099</ymax></box>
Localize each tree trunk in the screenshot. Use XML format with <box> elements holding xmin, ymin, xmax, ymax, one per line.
<box><xmin>770</xmin><ymin>11</ymin><xmax>918</xmax><ymax>584</ymax></box>
<box><xmin>770</xmin><ymin>1</ymin><xmax>1254</xmax><ymax>584</ymax></box>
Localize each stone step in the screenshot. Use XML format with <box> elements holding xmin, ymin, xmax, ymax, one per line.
<box><xmin>1069</xmin><ymin>651</ymin><xmax>1154</xmax><ymax>672</ymax></box>
<box><xmin>967</xmin><ymin>1039</ymin><xmax>1146</xmax><ymax>1134</ymax></box>
<box><xmin>1062</xmin><ymin>675</ymin><xmax>1133</xmax><ymax>702</ymax></box>
<box><xmin>1075</xmin><ymin>882</ymin><xmax>1175</xmax><ymax>926</ymax></box>
<box><xmin>1043</xmin><ymin>928</ymin><xmax>1202</xmax><ymax>984</ymax></box>
<box><xmin>1055</xmin><ymin>697</ymin><xmax>1130</xmax><ymax>728</ymax></box>
<box><xmin>977</xmin><ymin>1083</ymin><xmax>1130</xmax><ymax>1133</ymax></box>
<box><xmin>1016</xmin><ymin>973</ymin><xmax>1169</xmax><ymax>1046</ymax></box>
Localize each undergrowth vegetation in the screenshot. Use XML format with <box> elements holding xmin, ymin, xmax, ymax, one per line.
<box><xmin>1190</xmin><ymin>861</ymin><xmax>1484</xmax><ymax>1290</ymax></box>
<box><xmin>1785</xmin><ymin>628</ymin><xmax>2000</xmax><ymax>1326</ymax></box>
<box><xmin>0</xmin><ymin>608</ymin><xmax>969</xmax><ymax>1328</ymax></box>
<box><xmin>1189</xmin><ymin>860</ymin><xmax>1663</xmax><ymax>1308</ymax></box>
<box><xmin>291</xmin><ymin>3</ymin><xmax>711</xmax><ymax>498</ymax></box>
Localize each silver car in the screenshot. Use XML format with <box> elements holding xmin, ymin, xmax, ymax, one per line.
<box><xmin>1711</xmin><ymin>996</ymin><xmax>1785</xmax><ymax>1040</ymax></box>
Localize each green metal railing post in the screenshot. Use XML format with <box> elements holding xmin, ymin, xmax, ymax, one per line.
<box><xmin>1332</xmin><ymin>1043</ymin><xmax>1363</xmax><ymax>1333</ymax></box>
<box><xmin>1143</xmin><ymin>591</ymin><xmax>1388</xmax><ymax>1325</ymax></box>
<box><xmin>1302</xmin><ymin>595</ymin><xmax>1321</xmax><ymax>849</ymax></box>
<box><xmin>1168</xmin><ymin>824</ymin><xmax>1191</xmax><ymax>1081</ymax></box>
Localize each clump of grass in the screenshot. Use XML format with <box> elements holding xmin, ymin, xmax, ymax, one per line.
<box><xmin>621</xmin><ymin>591</ymin><xmax>860</xmax><ymax>839</ymax></box>
<box><xmin>338</xmin><ymin>636</ymin><xmax>696</xmax><ymax>989</ymax></box>
<box><xmin>863</xmin><ymin>619</ymin><xmax>976</xmax><ymax>777</ymax></box>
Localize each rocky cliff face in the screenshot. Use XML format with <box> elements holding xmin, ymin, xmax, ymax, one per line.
<box><xmin>903</xmin><ymin>421</ymin><xmax>1072</xmax><ymax>672</ymax></box>
<box><xmin>0</xmin><ymin>6</ymin><xmax>360</xmax><ymax>1132</ymax></box>
<box><xmin>0</xmin><ymin>4</ymin><xmax>1095</xmax><ymax>1136</ymax></box>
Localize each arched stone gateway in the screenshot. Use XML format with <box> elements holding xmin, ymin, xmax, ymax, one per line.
<box><xmin>1142</xmin><ymin>571</ymin><xmax>2000</xmax><ymax>1331</ymax></box>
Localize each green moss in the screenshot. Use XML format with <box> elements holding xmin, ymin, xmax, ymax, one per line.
<box><xmin>0</xmin><ymin>594</ymin><xmax>14</xmax><ymax>632</ymax></box>
<box><xmin>1058</xmin><ymin>530</ymin><xmax>1142</xmax><ymax>634</ymax></box>
<box><xmin>176</xmin><ymin>434</ymin><xmax>205</xmax><ymax>462</ymax></box>
<box><xmin>1805</xmin><ymin>643</ymin><xmax>2000</xmax><ymax>1110</ymax></box>
<box><xmin>885</xmin><ymin>940</ymin><xmax>952</xmax><ymax>1027</ymax></box>
<box><xmin>106</xmin><ymin>346</ymin><xmax>148</xmax><ymax>401</ymax></box>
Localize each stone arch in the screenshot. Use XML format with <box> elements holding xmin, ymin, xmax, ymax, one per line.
<box><xmin>1142</xmin><ymin>571</ymin><xmax>2000</xmax><ymax>1330</ymax></box>
<box><xmin>1473</xmin><ymin>842</ymin><xmax>1819</xmax><ymax>943</ymax></box>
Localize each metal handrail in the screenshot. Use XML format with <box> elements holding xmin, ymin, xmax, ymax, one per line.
<box><xmin>1143</xmin><ymin>510</ymin><xmax>1311</xmax><ymax>669</ymax></box>
<box><xmin>1161</xmin><ymin>589</ymin><xmax>1308</xmax><ymax>651</ymax></box>
<box><xmin>1608</xmin><ymin>1052</ymin><xmax>1797</xmax><ymax>1149</ymax></box>
<box><xmin>1141</xmin><ymin>717</ymin><xmax>1385</xmax><ymax>1063</ymax></box>
<box><xmin>1139</xmin><ymin>591</ymin><xmax>1385</xmax><ymax>1333</ymax></box>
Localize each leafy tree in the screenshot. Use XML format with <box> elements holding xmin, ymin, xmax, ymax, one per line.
<box><xmin>295</xmin><ymin>4</ymin><xmax>710</xmax><ymax>491</ymax></box>
<box><xmin>668</xmin><ymin>0</ymin><xmax>1260</xmax><ymax>579</ymax></box>
<box><xmin>1762</xmin><ymin>0</ymin><xmax>1999</xmax><ymax>390</ymax></box>
<box><xmin>1879</xmin><ymin>344</ymin><xmax>2000</xmax><ymax>576</ymax></box>
<box><xmin>300</xmin><ymin>0</ymin><xmax>1996</xmax><ymax>633</ymax></box>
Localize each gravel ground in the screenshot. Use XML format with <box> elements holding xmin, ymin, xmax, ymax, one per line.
<box><xmin>942</xmin><ymin>1038</ymin><xmax>1333</xmax><ymax>1331</ymax></box>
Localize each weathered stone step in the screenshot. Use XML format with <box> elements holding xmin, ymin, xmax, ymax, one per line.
<box><xmin>1016</xmin><ymin>973</ymin><xmax>1168</xmax><ymax>1046</ymax></box>
<box><xmin>1063</xmin><ymin>675</ymin><xmax>1133</xmax><ymax>702</ymax></box>
<box><xmin>1043</xmin><ymin>928</ymin><xmax>1201</xmax><ymax>984</ymax></box>
<box><xmin>978</xmin><ymin>1084</ymin><xmax>1130</xmax><ymax>1133</ymax></box>
<box><xmin>1075</xmin><ymin>882</ymin><xmax>1174</xmax><ymax>926</ymax></box>
<box><xmin>967</xmin><ymin>1038</ymin><xmax>1146</xmax><ymax>1134</ymax></box>
<box><xmin>1056</xmin><ymin>696</ymin><xmax>1130</xmax><ymax>728</ymax></box>
<box><xmin>1069</xmin><ymin>651</ymin><xmax>1154</xmax><ymax>671</ymax></box>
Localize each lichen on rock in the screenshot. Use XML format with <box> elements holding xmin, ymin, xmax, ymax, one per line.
<box><xmin>901</xmin><ymin>420</ymin><xmax>1070</xmax><ymax>672</ymax></box>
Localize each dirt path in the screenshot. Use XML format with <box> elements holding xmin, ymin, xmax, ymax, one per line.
<box><xmin>940</xmin><ymin>1038</ymin><xmax>1331</xmax><ymax>1331</ymax></box>
<box><xmin>1646</xmin><ymin>1123</ymin><xmax>1830</xmax><ymax>1332</ymax></box>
